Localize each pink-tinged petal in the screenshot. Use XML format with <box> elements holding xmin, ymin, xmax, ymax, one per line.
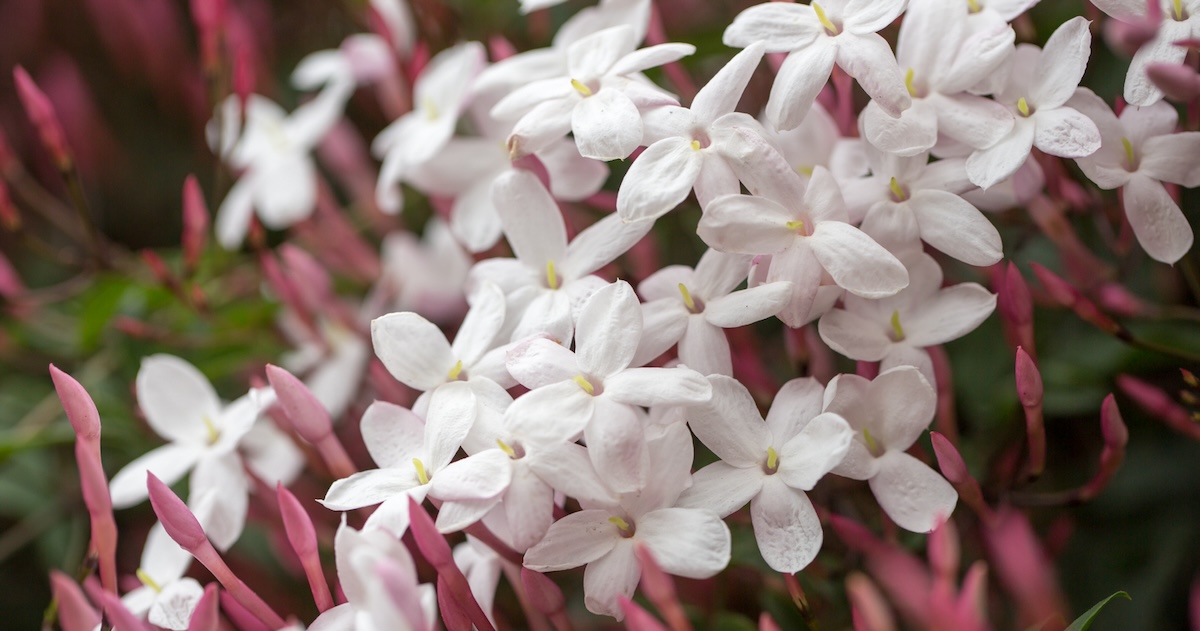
<box><xmin>189</xmin><ymin>455</ymin><xmax>248</xmax><ymax>551</ymax></box>
<box><xmin>1034</xmin><ymin>107</ymin><xmax>1101</xmax><ymax>158</ymax></box>
<box><xmin>610</xmin><ymin>43</ymin><xmax>697</xmax><ymax>76</ymax></box>
<box><xmin>452</xmin><ymin>282</ymin><xmax>506</xmax><ymax>366</ymax></box>
<box><xmin>508</xmin><ymin>97</ymin><xmax>577</xmax><ymax>157</ymax></box>
<box><xmin>692</xmin><ymin>249</ymin><xmax>754</xmax><ymax>300</ymax></box>
<box><xmin>678</xmin><ymin>317</ymin><xmax>733</xmax><ymax>376</ymax></box>
<box><xmin>909</xmin><ymin>190</ymin><xmax>1004</xmax><ymax>266</ymax></box>
<box><xmin>1125</xmin><ymin>20</ymin><xmax>1192</xmax><ymax>106</ymax></box>
<box><xmin>698</xmin><ymin>194</ymin><xmax>797</xmax><ymax>254</ymax></box>
<box><xmin>767</xmin><ymin>40</ymin><xmax>838</xmax><ymax>131</ymax></box>
<box><xmin>933</xmin><ymin>93</ymin><xmax>1016</xmax><ymax>152</ymax></box>
<box><xmin>632</xmin><ymin>299</ymin><xmax>690</xmax><ymax>367</ymax></box>
<box><xmin>109</xmin><ymin>445</ymin><xmax>201</xmax><ymax>508</ymax></box>
<box><xmin>510</xmin><ymin>379</ymin><xmax>597</xmax><ymax>445</ymax></box>
<box><xmin>817</xmin><ymin>308</ymin><xmax>891</xmax><ymax>361</ymax></box>
<box><xmin>686</xmin><ymin>375</ymin><xmax>772</xmax><ymax>466</ymax></box>
<box><xmin>431</xmin><ymin>450</ymin><xmax>513</xmax><ymax>501</ymax></box>
<box><xmin>938</xmin><ymin>16</ymin><xmax>1016</xmax><ymax>94</ymax></box>
<box><xmin>527</xmin><ymin>441</ymin><xmax>613</xmax><ymax>506</ymax></box>
<box><xmin>677</xmin><ymin>461</ymin><xmax>764</xmax><ymax>517</ymax></box>
<box><xmin>362</xmin><ymin>488</ymin><xmax>428</xmax><ymax>536</ymax></box>
<box><xmin>750</xmin><ymin>478</ymin><xmax>822</xmax><ymax>573</ymax></box>
<box><xmin>524</xmin><ymin>509</ymin><xmax>621</xmax><ymax>571</ymax></box>
<box><xmin>584</xmin><ymin>398</ymin><xmax>649</xmax><ymax>493</ymax></box>
<box><xmin>451</xmin><ymin>181</ymin><xmax>504</xmax><ymax>254</ymax></box>
<box><xmin>149</xmin><ymin>578</ymin><xmax>205</xmax><ymax>630</ymax></box>
<box><xmin>705</xmin><ymin>282</ymin><xmax>793</xmax><ymax>328</ymax></box>
<box><xmin>638</xmin><ymin>507</ymin><xmax>731</xmax><ymax>578</ymax></box>
<box><xmin>308</xmin><ymin>603</ymin><xmax>355</xmax><ymax>631</ymax></box>
<box><xmin>722</xmin><ymin>3</ymin><xmax>820</xmax><ymax>50</ymax></box>
<box><xmin>435</xmin><ymin>497</ymin><xmax>501</xmax><ymax>533</ymax></box>
<box><xmin>322</xmin><ymin>468</ymin><xmax>419</xmax><ymax>511</ymax></box>
<box><xmin>605</xmin><ymin>366</ymin><xmax>712</xmax><ymax>407</ymax></box>
<box><xmin>766</xmin><ymin>377</ymin><xmax>827</xmax><ymax>442</ymax></box>
<box><xmin>371</xmin><ymin>312</ymin><xmax>454</xmax><ymax>391</ymax></box>
<box><xmin>638</xmin><ymin>265</ymin><xmax>695</xmax><ymax>302</ymax></box>
<box><xmin>692</xmin><ymin>42</ymin><xmax>766</xmax><ymax>124</ymax></box>
<box><xmin>424</xmin><ymin>381</ymin><xmax>478</xmax><ymax>469</ymax></box>
<box><xmin>214</xmin><ymin>177</ymin><xmax>255</xmax><ymax>249</ymax></box>
<box><xmin>862</xmin><ymin>99</ymin><xmax>938</xmax><ymax>157</ymax></box>
<box><xmin>573</xmin><ymin>89</ymin><xmax>643</xmax><ymax>161</ymax></box>
<box><xmin>844</xmin><ymin>0</ymin><xmax>908</xmax><ymax>33</ymax></box>
<box><xmin>539</xmin><ymin>138</ymin><xmax>610</xmax><ymax>200</ymax></box>
<box><xmin>568</xmin><ymin>26</ymin><xmax>636</xmax><ymax>78</ymax></box>
<box><xmin>868</xmin><ymin>366</ymin><xmax>936</xmax><ymax>450</ymax></box>
<box><xmin>563</xmin><ymin>211</ymin><xmax>655</xmax><ymax>279</ymax></box>
<box><xmin>490</xmin><ymin>77</ymin><xmax>573</xmax><ymax>121</ymax></box>
<box><xmin>776</xmin><ymin>412</ymin><xmax>854</xmax><ymax>490</ymax></box>
<box><xmin>869</xmin><ymin>450</ymin><xmax>957</xmax><ymax>533</ymax></box>
<box><xmin>504</xmin><ymin>466</ymin><xmax>556</xmax><ymax>551</ymax></box>
<box><xmin>506</xmin><ymin>338</ymin><xmax>582</xmax><ymax>389</ymax></box>
<box><xmin>1123</xmin><ymin>173</ymin><xmax>1194</xmax><ymax>264</ymax></box>
<box><xmin>809</xmin><ymin>222</ymin><xmax>909</xmax><ymax>298</ymax></box>
<box><xmin>966</xmin><ymin>117</ymin><xmax>1036</xmax><ymax>190</ymax></box>
<box><xmin>137</xmin><ymin>355</ymin><xmax>222</xmax><ymax>445</ymax></box>
<box><xmin>493</xmin><ymin>169</ymin><xmax>569</xmax><ymax>269</ymax></box>
<box><xmin>360</xmin><ymin>401</ymin><xmax>426</xmax><ymax>468</ymax></box>
<box><xmin>905</xmin><ymin>284</ymin><xmax>997</xmax><ymax>347</ymax></box>
<box><xmin>837</xmin><ymin>32</ymin><xmax>911</xmax><ymax>118</ymax></box>
<box><xmin>617</xmin><ymin>137</ymin><xmax>704</xmax><ymax>222</ymax></box>
<box><xmin>694</xmin><ymin>151</ymin><xmax>742</xmax><ymax>209</ymax></box>
<box><xmin>1030</xmin><ymin>17</ymin><xmax>1092</xmax><ymax>110</ymax></box>
<box><xmin>1140</xmin><ymin>132</ymin><xmax>1200</xmax><ymax>187</ymax></box>
<box><xmin>511</xmin><ymin>290</ymin><xmax>575</xmax><ymax>344</ymax></box>
<box><xmin>577</xmin><ymin>281</ymin><xmax>642</xmax><ymax>377</ymax></box>
<box><xmin>583</xmin><ymin>542</ymin><xmax>641</xmax><ymax>619</ymax></box>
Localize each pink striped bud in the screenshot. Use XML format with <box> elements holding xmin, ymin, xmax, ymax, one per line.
<box><xmin>521</xmin><ymin>567</ymin><xmax>565</xmax><ymax>615</ymax></box>
<box><xmin>50</xmin><ymin>571</ymin><xmax>100</xmax><ymax>631</ymax></box>
<box><xmin>147</xmin><ymin>472</ymin><xmax>207</xmax><ymax>551</ymax></box>
<box><xmin>618</xmin><ymin>596</ymin><xmax>670</xmax><ymax>631</ymax></box>
<box><xmin>1000</xmin><ymin>263</ymin><xmax>1033</xmax><ymax>328</ymax></box>
<box><xmin>266</xmin><ymin>364</ymin><xmax>332</xmax><ymax>443</ymax></box>
<box><xmin>759</xmin><ymin>613</ymin><xmax>783</xmax><ymax>631</ymax></box>
<box><xmin>182</xmin><ymin>175</ymin><xmax>208</xmax><ymax>274</ymax></box>
<box><xmin>13</xmin><ymin>66</ymin><xmax>72</xmax><ymax>170</ymax></box>
<box><xmin>187</xmin><ymin>584</ymin><xmax>221</xmax><ymax>631</ymax></box>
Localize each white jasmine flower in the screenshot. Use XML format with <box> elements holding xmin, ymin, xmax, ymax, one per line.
<box><xmin>1091</xmin><ymin>0</ymin><xmax>1200</xmax><ymax>105</ymax></box>
<box><xmin>121</xmin><ymin>523</ymin><xmax>203</xmax><ymax>630</ymax></box>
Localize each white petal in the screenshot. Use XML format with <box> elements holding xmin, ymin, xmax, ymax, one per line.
<box><xmin>677</xmin><ymin>317</ymin><xmax>732</xmax><ymax>377</ymax></box>
<box><xmin>140</xmin><ymin>522</ymin><xmax>192</xmax><ymax>584</ymax></box>
<box><xmin>362</xmin><ymin>488</ymin><xmax>428</xmax><ymax>536</ymax></box>
<box><xmin>540</xmin><ymin>138</ymin><xmax>610</xmax><ymax>200</ymax></box>
<box><xmin>576</xmin><ymin>281</ymin><xmax>642</xmax><ymax>377</ymax></box>
<box><xmin>424</xmin><ymin>380</ymin><xmax>478</xmax><ymax>469</ymax></box>
<box><xmin>933</xmin><ymin>93</ymin><xmax>1016</xmax><ymax>151</ymax></box>
<box><xmin>776</xmin><ymin>412</ymin><xmax>854</xmax><ymax>490</ymax></box>
<box><xmin>509</xmin><ymin>380</ymin><xmax>596</xmax><ymax>445</ymax></box>
<box><xmin>844</xmin><ymin>0</ymin><xmax>908</xmax><ymax>33</ymax></box>
<box><xmin>562</xmin><ymin>212</ymin><xmax>654</xmax><ymax>279</ymax></box>
<box><xmin>686</xmin><ymin>374</ymin><xmax>772</xmax><ymax>467</ymax></box>
<box><xmin>1124</xmin><ymin>21</ymin><xmax>1191</xmax><ymax>106</ymax></box>
<box><xmin>572</xmin><ymin>89</ymin><xmax>643</xmax><ymax>160</ymax></box>
<box><xmin>189</xmin><ymin>455</ymin><xmax>248</xmax><ymax>551</ymax></box>
<box><xmin>109</xmin><ymin>445</ymin><xmax>201</xmax><ymax>509</ymax></box>
<box><xmin>750</xmin><ymin>478</ymin><xmax>823</xmax><ymax>573</ymax></box>
<box><xmin>722</xmin><ymin>3</ymin><xmax>820</xmax><ymax>51</ymax></box>
<box><xmin>638</xmin><ymin>507</ymin><xmax>731</xmax><ymax>578</ymax></box>
<box><xmin>1123</xmin><ymin>173</ymin><xmax>1194</xmax><ymax>264</ymax></box>
<box><xmin>692</xmin><ymin>42</ymin><xmax>766</xmax><ymax>124</ymax></box>
<box><xmin>617</xmin><ymin>137</ymin><xmax>704</xmax><ymax>222</ymax></box>
<box><xmin>451</xmin><ymin>283</ymin><xmax>506</xmax><ymax>367</ymax></box>
<box><xmin>704</xmin><ymin>282</ymin><xmax>793</xmax><ymax>328</ymax></box>
<box><xmin>677</xmin><ymin>461</ymin><xmax>764</xmax><ymax>517</ymax></box>
<box><xmin>527</xmin><ymin>441</ymin><xmax>613</xmax><ymax>506</ymax></box>
<box><xmin>904</xmin><ymin>284</ymin><xmax>998</xmax><ymax>347</ymax></box>
<box><xmin>1140</xmin><ymin>132</ymin><xmax>1200</xmax><ymax>187</ymax></box>
<box><xmin>507</xmin><ymin>96</ymin><xmax>578</xmax><ymax>157</ymax></box>
<box><xmin>1030</xmin><ymin>17</ymin><xmax>1092</xmax><ymax>109</ymax></box>
<box><xmin>147</xmin><ymin>578</ymin><xmax>205</xmax><ymax>630</ymax></box>
<box><xmin>430</xmin><ymin>450</ymin><xmax>513</xmax><ymax>501</ymax></box>
<box><xmin>836</xmin><ymin>32</ymin><xmax>911</xmax><ymax>117</ymax></box>
<box><xmin>604</xmin><ymin>367</ymin><xmax>712</xmax><ymax>407</ymax></box>
<box><xmin>697</xmin><ymin>194</ymin><xmax>797</xmax><ymax>254</ymax></box>
<box><xmin>504</xmin><ymin>466</ymin><xmax>556</xmax><ymax>551</ymax></box>
<box><xmin>631</xmin><ymin>299</ymin><xmax>690</xmax><ymax>367</ymax></box>
<box><xmin>817</xmin><ymin>308</ymin><xmax>891</xmax><ymax>361</ymax></box>
<box><xmin>371</xmin><ymin>312</ymin><xmax>454</xmax><ymax>391</ymax></box>
<box><xmin>321</xmin><ymin>468</ymin><xmax>419</xmax><ymax>511</ymax></box>
<box><xmin>506</xmin><ymin>337</ymin><xmax>582</xmax><ymax>389</ymax></box>
<box><xmin>862</xmin><ymin>99</ymin><xmax>938</xmax><ymax>157</ymax></box>
<box><xmin>136</xmin><ymin>355</ymin><xmax>222</xmax><ymax>444</ymax></box>
<box><xmin>863</xmin><ymin>366</ymin><xmax>936</xmax><ymax>450</ymax></box>
<box><xmin>582</xmin><ymin>542</ymin><xmax>640</xmax><ymax>619</ymax></box>
<box><xmin>966</xmin><ymin>117</ymin><xmax>1036</xmax><ymax>189</ymax></box>
<box><xmin>869</xmin><ymin>450</ymin><xmax>957</xmax><ymax>533</ymax></box>
<box><xmin>568</xmin><ymin>26</ymin><xmax>635</xmax><ymax>78</ymax></box>
<box><xmin>450</xmin><ymin>180</ymin><xmax>504</xmax><ymax>254</ymax></box>
<box><xmin>360</xmin><ymin>400</ymin><xmax>426</xmax><ymax>468</ymax></box>
<box><xmin>1034</xmin><ymin>107</ymin><xmax>1101</xmax><ymax>158</ymax></box>
<box><xmin>583</xmin><ymin>399</ymin><xmax>648</xmax><ymax>493</ymax></box>
<box><xmin>809</xmin><ymin>222</ymin><xmax>909</xmax><ymax>298</ymax></box>
<box><xmin>524</xmin><ymin>509</ymin><xmax>620</xmax><ymax>571</ymax></box>
<box><xmin>493</xmin><ymin>169</ymin><xmax>569</xmax><ymax>270</ymax></box>
<box><xmin>610</xmin><ymin>43</ymin><xmax>696</xmax><ymax>76</ymax></box>
<box><xmin>765</xmin><ymin>377</ymin><xmax>827</xmax><ymax>442</ymax></box>
<box><xmin>767</xmin><ymin>40</ymin><xmax>837</xmax><ymax>131</ymax></box>
<box><xmin>691</xmin><ymin>248</ymin><xmax>754</xmax><ymax>300</ymax></box>
<box><xmin>909</xmin><ymin>190</ymin><xmax>1004</xmax><ymax>266</ymax></box>
<box><xmin>214</xmin><ymin>177</ymin><xmax>256</xmax><ymax>249</ymax></box>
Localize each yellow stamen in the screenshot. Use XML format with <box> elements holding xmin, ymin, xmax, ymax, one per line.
<box><xmin>1175</xmin><ymin>0</ymin><xmax>1184</xmax><ymax>20</ymax></box>
<box><xmin>570</xmin><ymin>78</ymin><xmax>593</xmax><ymax>97</ymax></box>
<box><xmin>813</xmin><ymin>2</ymin><xmax>839</xmax><ymax>35</ymax></box>
<box><xmin>766</xmin><ymin>447</ymin><xmax>779</xmax><ymax>471</ymax></box>
<box><xmin>413</xmin><ymin>458</ymin><xmax>430</xmax><ymax>485</ymax></box>
<box><xmin>546</xmin><ymin>260</ymin><xmax>559</xmax><ymax>290</ymax></box>
<box><xmin>786</xmin><ymin>219</ymin><xmax>806</xmax><ymax>232</ymax></box>
<box><xmin>863</xmin><ymin>428</ymin><xmax>880</xmax><ymax>454</ymax></box>
<box><xmin>890</xmin><ymin>310</ymin><xmax>905</xmax><ymax>341</ymax></box>
<box><xmin>690</xmin><ymin>139</ymin><xmax>701</xmax><ymax>151</ymax></box>
<box><xmin>423</xmin><ymin>97</ymin><xmax>439</xmax><ymax>121</ymax></box>
<box><xmin>967</xmin><ymin>0</ymin><xmax>982</xmax><ymax>13</ymax></box>
<box><xmin>608</xmin><ymin>516</ymin><xmax>632</xmax><ymax>532</ymax></box>
<box><xmin>496</xmin><ymin>438</ymin><xmax>517</xmax><ymax>459</ymax></box>
<box><xmin>573</xmin><ymin>374</ymin><xmax>595</xmax><ymax>395</ymax></box>
<box><xmin>447</xmin><ymin>359</ymin><xmax>464</xmax><ymax>381</ymax></box>
<box><xmin>1017</xmin><ymin>97</ymin><xmax>1030</xmax><ymax>117</ymax></box>
<box><xmin>888</xmin><ymin>177</ymin><xmax>908</xmax><ymax>202</ymax></box>
<box><xmin>905</xmin><ymin>68</ymin><xmax>917</xmax><ymax>97</ymax></box>
<box><xmin>678</xmin><ymin>283</ymin><xmax>696</xmax><ymax>311</ymax></box>
<box><xmin>797</xmin><ymin>165</ymin><xmax>815</xmax><ymax>176</ymax></box>
<box><xmin>202</xmin><ymin>416</ymin><xmax>219</xmax><ymax>445</ymax></box>
<box><xmin>1121</xmin><ymin>137</ymin><xmax>1136</xmax><ymax>168</ymax></box>
<box><xmin>136</xmin><ymin>568</ymin><xmax>163</xmax><ymax>593</ymax></box>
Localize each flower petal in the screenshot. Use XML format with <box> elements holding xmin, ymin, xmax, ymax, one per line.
<box><xmin>904</xmin><ymin>284</ymin><xmax>997</xmax><ymax>347</ymax></box>
<box><xmin>582</xmin><ymin>541</ymin><xmax>641</xmax><ymax>619</ymax></box>
<box><xmin>524</xmin><ymin>509</ymin><xmax>620</xmax><ymax>571</ymax></box>
<box><xmin>430</xmin><ymin>449</ymin><xmax>513</xmax><ymax>501</ymax></box>
<box><xmin>678</xmin><ymin>317</ymin><xmax>732</xmax><ymax>376</ymax></box>
<box><xmin>704</xmin><ymin>282</ymin><xmax>793</xmax><ymax>328</ymax></box>
<box><xmin>109</xmin><ymin>444</ymin><xmax>201</xmax><ymax>509</ymax></box>
<box><xmin>1030</xmin><ymin>17</ymin><xmax>1091</xmax><ymax>110</ymax></box>
<box><xmin>604</xmin><ymin>367</ymin><xmax>712</xmax><ymax>407</ymax></box>
<box><xmin>776</xmin><ymin>412</ymin><xmax>854</xmax><ymax>490</ymax></box>
<box><xmin>638</xmin><ymin>507</ymin><xmax>731</xmax><ymax>578</ymax></box>
<box><xmin>809</xmin><ymin>221</ymin><xmax>909</xmax><ymax>298</ymax></box>
<box><xmin>576</xmin><ymin>281</ymin><xmax>642</xmax><ymax>377</ymax></box>
<box><xmin>686</xmin><ymin>374</ymin><xmax>771</xmax><ymax>466</ymax></box>
<box><xmin>583</xmin><ymin>398</ymin><xmax>648</xmax><ymax>494</ymax></box>
<box><xmin>371</xmin><ymin>312</ymin><xmax>454</xmax><ymax>391</ymax></box>
<box><xmin>1123</xmin><ymin>173</ymin><xmax>1195</xmax><ymax>264</ymax></box>
<box><xmin>909</xmin><ymin>190</ymin><xmax>1004</xmax><ymax>266</ymax></box>
<box><xmin>136</xmin><ymin>355</ymin><xmax>222</xmax><ymax>445</ymax></box>
<box><xmin>1034</xmin><ymin>107</ymin><xmax>1101</xmax><ymax>159</ymax></box>
<box><xmin>869</xmin><ymin>450</ymin><xmax>957</xmax><ymax>533</ymax></box>
<box><xmin>677</xmin><ymin>461</ymin><xmax>764</xmax><ymax>517</ymax></box>
<box><xmin>321</xmin><ymin>468</ymin><xmax>420</xmax><ymax>511</ymax></box>
<box><xmin>572</xmin><ymin>89</ymin><xmax>643</xmax><ymax>161</ymax></box>
<box><xmin>493</xmin><ymin>169</ymin><xmax>569</xmax><ymax>270</ymax></box>
<box><xmin>767</xmin><ymin>39</ymin><xmax>837</xmax><ymax>131</ymax></box>
<box><xmin>750</xmin><ymin>478</ymin><xmax>823</xmax><ymax>573</ymax></box>
<box><xmin>616</xmin><ymin>137</ymin><xmax>704</xmax><ymax>222</ymax></box>
<box><xmin>966</xmin><ymin>117</ymin><xmax>1036</xmax><ymax>190</ymax></box>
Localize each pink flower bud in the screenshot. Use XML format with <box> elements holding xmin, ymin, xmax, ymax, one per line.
<box><xmin>759</xmin><ymin>612</ymin><xmax>783</xmax><ymax>631</ymax></box>
<box><xmin>618</xmin><ymin>596</ymin><xmax>670</xmax><ymax>631</ymax></box>
<box><xmin>0</xmin><ymin>179</ymin><xmax>19</xmax><ymax>231</ymax></box>
<box><xmin>1147</xmin><ymin>62</ymin><xmax>1200</xmax><ymax>101</ymax></box>
<box><xmin>147</xmin><ymin>473</ymin><xmax>207</xmax><ymax>552</ymax></box>
<box><xmin>1</xmin><ymin>250</ymin><xmax>27</xmax><ymax>299</ymax></box>
<box><xmin>49</xmin><ymin>364</ymin><xmax>100</xmax><ymax>441</ymax></box>
<box><xmin>927</xmin><ymin>519</ymin><xmax>960</xmax><ymax>582</ymax></box>
<box><xmin>13</xmin><ymin>65</ymin><xmax>72</xmax><ymax>170</ymax></box>
<box><xmin>634</xmin><ymin>544</ymin><xmax>690</xmax><ymax>631</ymax></box>
<box><xmin>982</xmin><ymin>508</ymin><xmax>1066</xmax><ymax>628</ymax></box>
<box><xmin>277</xmin><ymin>482</ymin><xmax>334</xmax><ymax>612</ymax></box>
<box><xmin>218</xmin><ymin>591</ymin><xmax>270</xmax><ymax>631</ymax></box>
<box><xmin>182</xmin><ymin>175</ymin><xmax>209</xmax><ymax>274</ymax></box>
<box><xmin>233</xmin><ymin>45</ymin><xmax>255</xmax><ymax>109</ymax></box>
<box><xmin>846</xmin><ymin>572</ymin><xmax>896</xmax><ymax>631</ymax></box>
<box><xmin>409</xmin><ymin>497</ymin><xmax>495</xmax><ymax>630</ymax></box>
<box><xmin>488</xmin><ymin>36</ymin><xmax>517</xmax><ymax>61</ymax></box>
<box><xmin>930</xmin><ymin>432</ymin><xmax>990</xmax><ymax>521</ymax></box>
<box><xmin>98</xmin><ymin>588</ymin><xmax>152</xmax><ymax>631</ymax></box>
<box><xmin>1031</xmin><ymin>264</ymin><xmax>1120</xmax><ymax>335</ymax></box>
<box><xmin>187</xmin><ymin>584</ymin><xmax>221</xmax><ymax>631</ymax></box>
<box><xmin>50</xmin><ymin>571</ymin><xmax>100</xmax><ymax>631</ymax></box>
<box><xmin>436</xmin><ymin>574</ymin><xmax>475</xmax><ymax>630</ymax></box>
<box><xmin>999</xmin><ymin>262</ymin><xmax>1034</xmax><ymax>349</ymax></box>
<box><xmin>521</xmin><ymin>567</ymin><xmax>565</xmax><ymax>615</ymax></box>
<box><xmin>280</xmin><ymin>245</ymin><xmax>332</xmax><ymax>313</ymax></box>
<box><xmin>1117</xmin><ymin>374</ymin><xmax>1200</xmax><ymax>440</ymax></box>
<box><xmin>1101</xmin><ymin>393</ymin><xmax>1129</xmax><ymax>449</ymax></box>
<box><xmin>266</xmin><ymin>364</ymin><xmax>332</xmax><ymax>443</ymax></box>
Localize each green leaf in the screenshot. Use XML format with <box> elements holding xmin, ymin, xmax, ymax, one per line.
<box><xmin>1064</xmin><ymin>591</ymin><xmax>1131</xmax><ymax>631</ymax></box>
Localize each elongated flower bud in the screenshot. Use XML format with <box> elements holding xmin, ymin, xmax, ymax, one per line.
<box><xmin>98</xmin><ymin>588</ymin><xmax>152</xmax><ymax>631</ymax></box>
<box><xmin>619</xmin><ymin>595</ymin><xmax>671</xmax><ymax>630</ymax></box>
<box><xmin>13</xmin><ymin>66</ymin><xmax>72</xmax><ymax>170</ymax></box>
<box><xmin>187</xmin><ymin>584</ymin><xmax>221</xmax><ymax>631</ymax></box>
<box><xmin>1117</xmin><ymin>374</ymin><xmax>1200</xmax><ymax>440</ymax></box>
<box><xmin>930</xmin><ymin>432</ymin><xmax>990</xmax><ymax>521</ymax></box>
<box><xmin>846</xmin><ymin>573</ymin><xmax>896</xmax><ymax>631</ymax></box>
<box><xmin>50</xmin><ymin>571</ymin><xmax>100</xmax><ymax>631</ymax></box>
<box><xmin>277</xmin><ymin>482</ymin><xmax>333</xmax><ymax>612</ymax></box>
<box><xmin>182</xmin><ymin>175</ymin><xmax>208</xmax><ymax>274</ymax></box>
<box><xmin>409</xmin><ymin>497</ymin><xmax>495</xmax><ymax>630</ymax></box>
<box><xmin>635</xmin><ymin>544</ymin><xmax>690</xmax><ymax>631</ymax></box>
<box><xmin>1016</xmin><ymin>347</ymin><xmax>1045</xmax><ymax>480</ymax></box>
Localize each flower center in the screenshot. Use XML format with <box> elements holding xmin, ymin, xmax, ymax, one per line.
<box><xmin>1173</xmin><ymin>0</ymin><xmax>1186</xmax><ymax>20</ymax></box>
<box><xmin>496</xmin><ymin>438</ymin><xmax>526</xmax><ymax>459</ymax></box>
<box><xmin>763</xmin><ymin>446</ymin><xmax>779</xmax><ymax>475</ymax></box>
<box><xmin>888</xmin><ymin>177</ymin><xmax>910</xmax><ymax>203</ymax></box>
<box><xmin>413</xmin><ymin>458</ymin><xmax>430</xmax><ymax>485</ymax></box>
<box><xmin>422</xmin><ymin>96</ymin><xmax>440</xmax><ymax>121</ymax></box>
<box><xmin>447</xmin><ymin>360</ymin><xmax>466</xmax><ymax>381</ymax></box>
<box><xmin>1017</xmin><ymin>97</ymin><xmax>1032</xmax><ymax>118</ymax></box>
<box><xmin>573</xmin><ymin>374</ymin><xmax>603</xmax><ymax>396</ymax></box>
<box><xmin>570</xmin><ymin>78</ymin><xmax>595</xmax><ymax>97</ymax></box>
<box><xmin>609</xmin><ymin>515</ymin><xmax>636</xmax><ymax>537</ymax></box>
<box><xmin>967</xmin><ymin>0</ymin><xmax>983</xmax><ymax>13</ymax></box>
<box><xmin>1121</xmin><ymin>137</ymin><xmax>1138</xmax><ymax>171</ymax></box>
<box><xmin>136</xmin><ymin>568</ymin><xmax>163</xmax><ymax>593</ymax></box>
<box><xmin>862</xmin><ymin>428</ymin><xmax>885</xmax><ymax>457</ymax></box>
<box><xmin>202</xmin><ymin>415</ymin><xmax>220</xmax><ymax>445</ymax></box>
<box><xmin>678</xmin><ymin>283</ymin><xmax>705</xmax><ymax>313</ymax></box>
<box><xmin>889</xmin><ymin>310</ymin><xmax>906</xmax><ymax>342</ymax></box>
<box><xmin>904</xmin><ymin>68</ymin><xmax>921</xmax><ymax>98</ymax></box>
<box><xmin>545</xmin><ymin>260</ymin><xmax>562</xmax><ymax>290</ymax></box>
<box><xmin>785</xmin><ymin>219</ymin><xmax>809</xmax><ymax>236</ymax></box>
<box><xmin>812</xmin><ymin>2</ymin><xmax>840</xmax><ymax>36</ymax></box>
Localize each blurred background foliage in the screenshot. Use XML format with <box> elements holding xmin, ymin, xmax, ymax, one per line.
<box><xmin>1</xmin><ymin>0</ymin><xmax>1199</xmax><ymax>629</ymax></box>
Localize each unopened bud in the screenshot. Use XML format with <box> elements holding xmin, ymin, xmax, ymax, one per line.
<box><xmin>928</xmin><ymin>518</ymin><xmax>960</xmax><ymax>581</ymax></box>
<box><xmin>188</xmin><ymin>584</ymin><xmax>221</xmax><ymax>631</ymax></box>
<box><xmin>617</xmin><ymin>596</ymin><xmax>669</xmax><ymax>631</ymax></box>
<box><xmin>49</xmin><ymin>365</ymin><xmax>101</xmax><ymax>442</ymax></box>
<box><xmin>1117</xmin><ymin>374</ymin><xmax>1200</xmax><ymax>440</ymax></box>
<box><xmin>266</xmin><ymin>364</ymin><xmax>332</xmax><ymax>443</ymax></box>
<box><xmin>522</xmin><ymin>567</ymin><xmax>565</xmax><ymax>614</ymax></box>
<box><xmin>13</xmin><ymin>66</ymin><xmax>72</xmax><ymax>170</ymax></box>
<box><xmin>233</xmin><ymin>46</ymin><xmax>255</xmax><ymax>110</ymax></box>
<box><xmin>147</xmin><ymin>472</ymin><xmax>207</xmax><ymax>552</ymax></box>
<box><xmin>1031</xmin><ymin>263</ymin><xmax>1120</xmax><ymax>335</ymax></box>
<box><xmin>50</xmin><ymin>571</ymin><xmax>100</xmax><ymax>631</ymax></box>
<box><xmin>846</xmin><ymin>572</ymin><xmax>896</xmax><ymax>631</ymax></box>
<box><xmin>1147</xmin><ymin>62</ymin><xmax>1200</xmax><ymax>101</ymax></box>
<box><xmin>182</xmin><ymin>175</ymin><xmax>209</xmax><ymax>273</ymax></box>
<box><xmin>1015</xmin><ymin>347</ymin><xmax>1043</xmax><ymax>408</ymax></box>
<box><xmin>0</xmin><ymin>179</ymin><xmax>19</xmax><ymax>230</ymax></box>
<box><xmin>98</xmin><ymin>588</ymin><xmax>151</xmax><ymax>631</ymax></box>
